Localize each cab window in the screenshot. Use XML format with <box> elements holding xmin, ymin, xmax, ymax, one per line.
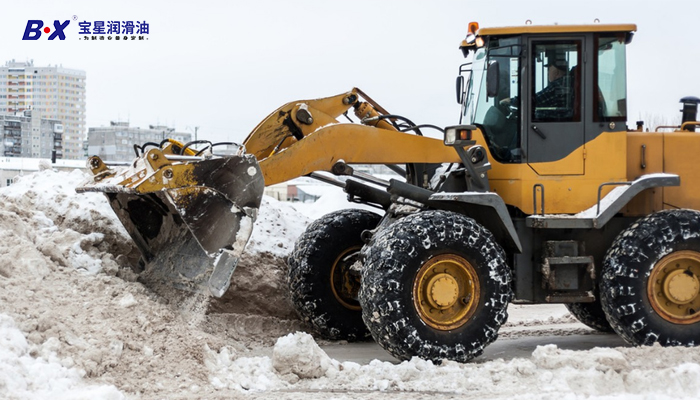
<box><xmin>531</xmin><ymin>41</ymin><xmax>581</xmax><ymax>122</ymax></box>
<box><xmin>595</xmin><ymin>34</ymin><xmax>627</xmax><ymax>121</ymax></box>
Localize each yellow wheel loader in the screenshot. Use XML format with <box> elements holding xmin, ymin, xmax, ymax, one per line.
<box><xmin>79</xmin><ymin>22</ymin><xmax>700</xmax><ymax>363</ymax></box>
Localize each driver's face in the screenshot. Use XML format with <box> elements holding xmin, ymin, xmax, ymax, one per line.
<box><xmin>548</xmin><ymin>65</ymin><xmax>564</xmax><ymax>82</ymax></box>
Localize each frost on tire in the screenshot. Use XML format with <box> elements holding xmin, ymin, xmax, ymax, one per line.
<box><xmin>601</xmin><ymin>209</ymin><xmax>700</xmax><ymax>346</ymax></box>
<box><xmin>288</xmin><ymin>209</ymin><xmax>381</xmax><ymax>341</ymax></box>
<box><xmin>359</xmin><ymin>210</ymin><xmax>512</xmax><ymax>363</ymax></box>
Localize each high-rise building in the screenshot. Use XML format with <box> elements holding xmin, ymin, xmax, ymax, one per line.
<box><xmin>0</xmin><ymin>110</ymin><xmax>63</xmax><ymax>159</ymax></box>
<box><xmin>87</xmin><ymin>122</ymin><xmax>191</xmax><ymax>162</ymax></box>
<box><xmin>0</xmin><ymin>59</ymin><xmax>86</xmax><ymax>160</ymax></box>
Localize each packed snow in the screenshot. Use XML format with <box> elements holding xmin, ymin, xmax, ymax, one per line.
<box><xmin>1</xmin><ymin>168</ymin><xmax>700</xmax><ymax>399</ymax></box>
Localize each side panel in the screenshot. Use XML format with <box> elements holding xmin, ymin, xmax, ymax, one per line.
<box><xmin>663</xmin><ymin>131</ymin><xmax>700</xmax><ymax>210</ymax></box>
<box><xmin>624</xmin><ymin>132</ymin><xmax>664</xmax><ymax>216</ymax></box>
<box><xmin>475</xmin><ymin>128</ymin><xmax>627</xmax><ymax>214</ymax></box>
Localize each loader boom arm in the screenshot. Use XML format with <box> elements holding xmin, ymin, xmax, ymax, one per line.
<box><xmin>243</xmin><ymin>88</ymin><xmax>460</xmax><ymax>185</ymax></box>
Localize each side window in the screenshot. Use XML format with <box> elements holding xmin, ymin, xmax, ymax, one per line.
<box><xmin>596</xmin><ymin>34</ymin><xmax>627</xmax><ymax>121</ymax></box>
<box><xmin>531</xmin><ymin>41</ymin><xmax>581</xmax><ymax>122</ymax></box>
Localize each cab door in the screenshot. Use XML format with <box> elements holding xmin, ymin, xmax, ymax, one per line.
<box><xmin>526</xmin><ymin>38</ymin><xmax>585</xmax><ymax>175</ymax></box>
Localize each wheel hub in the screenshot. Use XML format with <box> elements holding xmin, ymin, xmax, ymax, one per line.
<box><xmin>413</xmin><ymin>254</ymin><xmax>479</xmax><ymax>331</ymax></box>
<box><xmin>648</xmin><ymin>250</ymin><xmax>700</xmax><ymax>324</ymax></box>
<box><xmin>664</xmin><ymin>269</ymin><xmax>700</xmax><ymax>304</ymax></box>
<box><xmin>427</xmin><ymin>273</ymin><xmax>459</xmax><ymax>309</ymax></box>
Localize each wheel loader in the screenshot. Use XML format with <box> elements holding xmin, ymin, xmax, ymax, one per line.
<box><xmin>78</xmin><ymin>22</ymin><xmax>700</xmax><ymax>363</ymax></box>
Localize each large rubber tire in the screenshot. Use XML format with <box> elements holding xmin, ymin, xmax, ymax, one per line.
<box><xmin>600</xmin><ymin>209</ymin><xmax>700</xmax><ymax>346</ymax></box>
<box><xmin>288</xmin><ymin>209</ymin><xmax>381</xmax><ymax>341</ymax></box>
<box><xmin>565</xmin><ymin>299</ymin><xmax>614</xmax><ymax>333</ymax></box>
<box><xmin>359</xmin><ymin>210</ymin><xmax>512</xmax><ymax>363</ymax></box>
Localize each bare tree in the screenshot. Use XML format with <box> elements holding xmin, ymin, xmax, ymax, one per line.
<box><xmin>639</xmin><ymin>113</ymin><xmax>682</xmax><ymax>131</ymax></box>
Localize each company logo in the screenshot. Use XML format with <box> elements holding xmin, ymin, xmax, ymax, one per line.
<box><xmin>22</xmin><ymin>20</ymin><xmax>70</xmax><ymax>40</ymax></box>
<box><xmin>79</xmin><ymin>20</ymin><xmax>150</xmax><ymax>41</ymax></box>
<box><xmin>20</xmin><ymin>17</ymin><xmax>150</xmax><ymax>41</ymax></box>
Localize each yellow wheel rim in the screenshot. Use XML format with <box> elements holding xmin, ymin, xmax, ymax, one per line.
<box><xmin>413</xmin><ymin>254</ymin><xmax>480</xmax><ymax>331</ymax></box>
<box><xmin>330</xmin><ymin>246</ymin><xmax>362</xmax><ymax>311</ymax></box>
<box><xmin>648</xmin><ymin>250</ymin><xmax>700</xmax><ymax>324</ymax></box>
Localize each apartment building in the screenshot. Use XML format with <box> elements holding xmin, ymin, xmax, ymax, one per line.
<box><xmin>87</xmin><ymin>121</ymin><xmax>191</xmax><ymax>162</ymax></box>
<box><xmin>0</xmin><ymin>59</ymin><xmax>86</xmax><ymax>160</ymax></box>
<box><xmin>1</xmin><ymin>111</ymin><xmax>63</xmax><ymax>159</ymax></box>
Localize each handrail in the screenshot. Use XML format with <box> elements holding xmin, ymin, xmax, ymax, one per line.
<box><xmin>654</xmin><ymin>125</ymin><xmax>680</xmax><ymax>131</ymax></box>
<box><xmin>533</xmin><ymin>183</ymin><xmax>545</xmax><ymax>215</ymax></box>
<box><xmin>681</xmin><ymin>121</ymin><xmax>700</xmax><ymax>131</ymax></box>
<box><xmin>596</xmin><ymin>181</ymin><xmax>632</xmax><ymax>215</ymax></box>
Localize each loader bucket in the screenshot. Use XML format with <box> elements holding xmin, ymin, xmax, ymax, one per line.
<box><xmin>77</xmin><ymin>145</ymin><xmax>264</xmax><ymax>297</ymax></box>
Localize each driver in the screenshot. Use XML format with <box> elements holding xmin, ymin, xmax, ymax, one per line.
<box><xmin>534</xmin><ymin>57</ymin><xmax>570</xmax><ymax>109</ymax></box>
<box><xmin>500</xmin><ymin>55</ymin><xmax>571</xmax><ymax>111</ymax></box>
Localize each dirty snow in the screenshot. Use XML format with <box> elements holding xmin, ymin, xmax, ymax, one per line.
<box><xmin>1</xmin><ymin>169</ymin><xmax>700</xmax><ymax>399</ymax></box>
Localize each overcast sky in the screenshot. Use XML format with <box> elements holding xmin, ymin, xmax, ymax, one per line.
<box><xmin>4</xmin><ymin>0</ymin><xmax>699</xmax><ymax>144</ymax></box>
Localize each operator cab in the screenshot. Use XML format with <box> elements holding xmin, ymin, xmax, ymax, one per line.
<box><xmin>457</xmin><ymin>22</ymin><xmax>635</xmax><ymax>173</ymax></box>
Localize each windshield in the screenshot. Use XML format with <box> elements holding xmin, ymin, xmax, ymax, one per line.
<box><xmin>461</xmin><ymin>47</ymin><xmax>487</xmax><ymax>124</ymax></box>
<box><xmin>461</xmin><ymin>37</ymin><xmax>522</xmax><ymax>163</ymax></box>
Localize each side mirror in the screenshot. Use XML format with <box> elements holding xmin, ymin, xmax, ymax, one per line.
<box><xmin>486</xmin><ymin>60</ymin><xmax>499</xmax><ymax>98</ymax></box>
<box><xmin>455</xmin><ymin>75</ymin><xmax>465</xmax><ymax>104</ymax></box>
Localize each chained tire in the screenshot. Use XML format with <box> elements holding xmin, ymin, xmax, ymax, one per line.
<box><xmin>359</xmin><ymin>210</ymin><xmax>512</xmax><ymax>363</ymax></box>
<box><xmin>288</xmin><ymin>209</ymin><xmax>381</xmax><ymax>341</ymax></box>
<box><xmin>600</xmin><ymin>209</ymin><xmax>700</xmax><ymax>346</ymax></box>
<box><xmin>565</xmin><ymin>295</ymin><xmax>614</xmax><ymax>332</ymax></box>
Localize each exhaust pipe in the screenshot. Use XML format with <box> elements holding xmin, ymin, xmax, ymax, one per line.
<box><xmin>680</xmin><ymin>96</ymin><xmax>700</xmax><ymax>132</ymax></box>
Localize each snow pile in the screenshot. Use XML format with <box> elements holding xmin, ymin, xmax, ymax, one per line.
<box><xmin>204</xmin><ymin>346</ymin><xmax>282</xmax><ymax>392</ymax></box>
<box><xmin>0</xmin><ymin>169</ymin><xmax>136</xmax><ymax>399</ymax></box>
<box><xmin>198</xmin><ymin>336</ymin><xmax>325</xmax><ymax>393</ymax></box>
<box><xmin>0</xmin><ymin>314</ymin><xmax>125</xmax><ymax>400</ymax></box>
<box><xmin>272</xmin><ymin>332</ymin><xmax>332</xmax><ymax>379</ymax></box>
<box><xmin>0</xmin><ymin>169</ymin><xmax>133</xmax><ymax>277</ymax></box>
<box><xmin>0</xmin><ymin>169</ymin><xmax>305</xmax><ymax>398</ymax></box>
<box><xmin>246</xmin><ymin>196</ymin><xmax>311</xmax><ymax>257</ymax></box>
<box><xmin>204</xmin><ymin>332</ymin><xmax>335</xmax><ymax>391</ymax></box>
<box><xmin>202</xmin><ymin>332</ymin><xmax>700</xmax><ymax>399</ymax></box>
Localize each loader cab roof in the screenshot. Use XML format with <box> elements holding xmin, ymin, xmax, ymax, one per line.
<box><xmin>460</xmin><ymin>23</ymin><xmax>637</xmax><ymax>52</ymax></box>
<box><xmin>478</xmin><ymin>24</ymin><xmax>637</xmax><ymax>36</ymax></box>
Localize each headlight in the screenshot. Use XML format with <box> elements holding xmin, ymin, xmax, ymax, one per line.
<box><xmin>443</xmin><ymin>125</ymin><xmax>476</xmax><ymax>147</ymax></box>
<box><xmin>445</xmin><ymin>128</ymin><xmax>457</xmax><ymax>145</ymax></box>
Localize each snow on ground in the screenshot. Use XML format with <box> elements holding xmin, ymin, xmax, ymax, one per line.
<box><xmin>1</xmin><ymin>169</ymin><xmax>700</xmax><ymax>399</ymax></box>
<box><xmin>0</xmin><ymin>314</ymin><xmax>124</xmax><ymax>400</ymax></box>
<box><xmin>289</xmin><ymin>185</ymin><xmax>383</xmax><ymax>221</ymax></box>
<box><xmin>208</xmin><ymin>334</ymin><xmax>700</xmax><ymax>399</ymax></box>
